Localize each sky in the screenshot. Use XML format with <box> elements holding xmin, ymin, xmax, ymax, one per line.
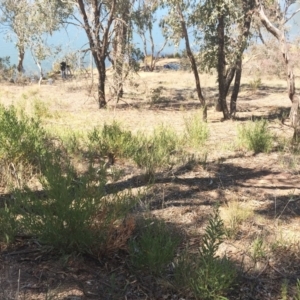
<box><xmin>0</xmin><ymin>4</ymin><xmax>299</xmax><ymax>76</ymax></box>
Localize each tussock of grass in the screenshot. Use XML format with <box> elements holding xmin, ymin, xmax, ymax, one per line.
<box><xmin>237</xmin><ymin>119</ymin><xmax>273</xmax><ymax>153</ymax></box>
<box><xmin>183</xmin><ymin>111</ymin><xmax>209</xmax><ymax>148</ymax></box>
<box><xmin>220</xmin><ymin>200</ymin><xmax>254</xmax><ymax>239</ymax></box>
<box><xmin>250</xmin><ymin>236</ymin><xmax>267</xmax><ymax>261</ymax></box>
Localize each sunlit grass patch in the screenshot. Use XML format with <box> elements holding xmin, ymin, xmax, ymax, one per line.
<box><xmin>183</xmin><ymin>111</ymin><xmax>209</xmax><ymax>148</ymax></box>
<box><xmin>220</xmin><ymin>200</ymin><xmax>254</xmax><ymax>239</ymax></box>
<box><xmin>237</xmin><ymin>119</ymin><xmax>273</xmax><ymax>153</ymax></box>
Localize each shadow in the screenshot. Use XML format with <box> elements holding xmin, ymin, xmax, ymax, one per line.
<box><xmin>103</xmin><ymin>160</ymin><xmax>300</xmax><ymax>221</ymax></box>
<box><xmin>0</xmin><ymin>215</ymin><xmax>204</xmax><ymax>300</ymax></box>
<box><xmin>254</xmin><ymin>194</ymin><xmax>300</xmax><ymax>220</ymax></box>
<box><xmin>240</xmin><ymin>83</ymin><xmax>287</xmax><ymax>95</ymax></box>
<box><xmin>114</xmin><ymin>82</ymin><xmax>290</xmax><ymax>116</ymax></box>
<box><xmin>234</xmin><ymin>106</ymin><xmax>291</xmax><ymax>122</ymax></box>
<box><xmin>1</xmin><ymin>154</ymin><xmax>298</xmax><ymax>223</ymax></box>
<box><xmin>1</xmin><ymin>163</ymin><xmax>299</xmax><ymax>299</ymax></box>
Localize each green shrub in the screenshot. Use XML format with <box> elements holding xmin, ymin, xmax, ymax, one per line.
<box><xmin>296</xmin><ymin>279</ymin><xmax>300</xmax><ymax>300</ymax></box>
<box><xmin>184</xmin><ymin>112</ymin><xmax>209</xmax><ymax>148</ymax></box>
<box><xmin>251</xmin><ymin>237</ymin><xmax>266</xmax><ymax>261</ymax></box>
<box><xmin>128</xmin><ymin>218</ymin><xmax>181</xmax><ymax>275</ymax></box>
<box><xmin>58</xmin><ymin>131</ymin><xmax>84</xmax><ymax>155</ymax></box>
<box><xmin>237</xmin><ymin>119</ymin><xmax>273</xmax><ymax>153</ymax></box>
<box><xmin>0</xmin><ymin>105</ymin><xmax>46</xmax><ymax>165</ymax></box>
<box><xmin>8</xmin><ymin>152</ymin><xmax>136</xmax><ymax>254</ymax></box>
<box><xmin>88</xmin><ymin>121</ymin><xmax>134</xmax><ymax>159</ymax></box>
<box><xmin>149</xmin><ymin>86</ymin><xmax>165</xmax><ymax>104</ymax></box>
<box><xmin>10</xmin><ymin>153</ymin><xmax>103</xmax><ymax>252</ymax></box>
<box><xmin>132</xmin><ymin>126</ymin><xmax>179</xmax><ymax>179</ymax></box>
<box><xmin>173</xmin><ymin>250</ymin><xmax>194</xmax><ymax>292</ymax></box>
<box><xmin>281</xmin><ymin>279</ymin><xmax>288</xmax><ymax>300</ymax></box>
<box><xmin>174</xmin><ymin>208</ymin><xmax>236</xmax><ymax>300</ymax></box>
<box><xmin>33</xmin><ymin>97</ymin><xmax>51</xmax><ymax>119</ymax></box>
<box><xmin>0</xmin><ymin>204</ymin><xmax>19</xmax><ymax>243</ymax></box>
<box><xmin>88</xmin><ymin>122</ymin><xmax>180</xmax><ymax>179</ymax></box>
<box><xmin>0</xmin><ymin>56</ymin><xmax>15</xmax><ymax>81</ymax></box>
<box><xmin>0</xmin><ymin>111</ymin><xmax>136</xmax><ymax>253</ymax></box>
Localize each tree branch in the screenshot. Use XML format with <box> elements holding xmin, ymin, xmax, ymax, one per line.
<box><xmin>284</xmin><ymin>7</ymin><xmax>300</xmax><ymax>24</ymax></box>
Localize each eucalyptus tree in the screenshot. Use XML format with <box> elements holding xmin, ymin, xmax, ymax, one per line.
<box><xmin>0</xmin><ymin>0</ymin><xmax>29</xmax><ymax>73</ymax></box>
<box><xmin>161</xmin><ymin>0</ymin><xmax>207</xmax><ymax>120</ymax></box>
<box><xmin>0</xmin><ymin>0</ymin><xmax>71</xmax><ymax>78</ymax></box>
<box><xmin>255</xmin><ymin>0</ymin><xmax>300</xmax><ymax>140</ymax></box>
<box><xmin>56</xmin><ymin>0</ymin><xmax>137</xmax><ymax>108</ymax></box>
<box><xmin>134</xmin><ymin>0</ymin><xmax>168</xmax><ymax>71</ymax></box>
<box><xmin>161</xmin><ymin>0</ymin><xmax>255</xmax><ymax>120</ymax></box>
<box><xmin>111</xmin><ymin>0</ymin><xmax>136</xmax><ymax>102</ymax></box>
<box><xmin>28</xmin><ymin>1</ymin><xmax>70</xmax><ymax>84</ymax></box>
<box><xmin>197</xmin><ymin>0</ymin><xmax>255</xmax><ymax>119</ymax></box>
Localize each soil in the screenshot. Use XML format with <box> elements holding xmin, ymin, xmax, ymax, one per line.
<box><xmin>0</xmin><ymin>63</ymin><xmax>300</xmax><ymax>299</ymax></box>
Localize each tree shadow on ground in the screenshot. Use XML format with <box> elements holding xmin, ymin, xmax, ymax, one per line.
<box><xmin>254</xmin><ymin>194</ymin><xmax>300</xmax><ymax>220</ymax></box>
<box><xmin>1</xmin><ymin>154</ymin><xmax>298</xmax><ymax>222</ymax></box>
<box><xmin>117</xmin><ymin>82</ymin><xmax>289</xmax><ymax>114</ymax></box>
<box><xmin>1</xmin><ymin>163</ymin><xmax>299</xmax><ymax>299</ymax></box>
<box><xmin>104</xmin><ymin>160</ymin><xmax>300</xmax><ymax>221</ymax></box>
<box><xmin>240</xmin><ymin>83</ymin><xmax>287</xmax><ymax>94</ymax></box>
<box><xmin>234</xmin><ymin>106</ymin><xmax>291</xmax><ymax>122</ymax></box>
<box><xmin>0</xmin><ymin>211</ymin><xmax>204</xmax><ymax>300</ymax></box>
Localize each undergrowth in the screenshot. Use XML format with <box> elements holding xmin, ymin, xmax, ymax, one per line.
<box><xmin>128</xmin><ymin>217</ymin><xmax>181</xmax><ymax>275</ymax></box>
<box><xmin>173</xmin><ymin>208</ymin><xmax>237</xmax><ymax>300</ymax></box>
<box><xmin>0</xmin><ymin>107</ymin><xmax>137</xmax><ymax>255</ymax></box>
<box><xmin>88</xmin><ymin>122</ymin><xmax>180</xmax><ymax>180</ymax></box>
<box><xmin>237</xmin><ymin>119</ymin><xmax>273</xmax><ymax>153</ymax></box>
<box><xmin>184</xmin><ymin>112</ymin><xmax>209</xmax><ymax>148</ymax></box>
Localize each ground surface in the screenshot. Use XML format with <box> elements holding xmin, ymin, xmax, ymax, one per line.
<box><xmin>0</xmin><ymin>62</ymin><xmax>300</xmax><ymax>299</ymax></box>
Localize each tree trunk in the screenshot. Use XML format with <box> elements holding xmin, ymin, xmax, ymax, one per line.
<box><xmin>77</xmin><ymin>0</ymin><xmax>116</xmax><ymax>110</ymax></box>
<box><xmin>149</xmin><ymin>25</ymin><xmax>155</xmax><ymax>71</ymax></box>
<box><xmin>17</xmin><ymin>45</ymin><xmax>25</xmax><ymax>73</ymax></box>
<box><xmin>177</xmin><ymin>4</ymin><xmax>207</xmax><ymax>121</ymax></box>
<box><xmin>98</xmin><ymin>62</ymin><xmax>107</xmax><ymax>108</ymax></box>
<box><xmin>229</xmin><ymin>0</ymin><xmax>254</xmax><ymax>117</ymax></box>
<box><xmin>112</xmin><ymin>2</ymin><xmax>130</xmax><ymax>101</ymax></box>
<box><xmin>37</xmin><ymin>60</ymin><xmax>43</xmax><ymax>86</ymax></box>
<box><xmin>256</xmin><ymin>0</ymin><xmax>300</xmax><ymax>140</ymax></box>
<box><xmin>230</xmin><ymin>59</ymin><xmax>242</xmax><ymax>117</ymax></box>
<box><xmin>217</xmin><ymin>14</ymin><xmax>230</xmax><ymax>119</ymax></box>
<box><xmin>224</xmin><ymin>67</ymin><xmax>236</xmax><ymax>97</ymax></box>
<box><xmin>113</xmin><ymin>22</ymin><xmax>125</xmax><ymax>101</ymax></box>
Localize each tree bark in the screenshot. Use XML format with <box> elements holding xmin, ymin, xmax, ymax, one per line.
<box><xmin>113</xmin><ymin>22</ymin><xmax>125</xmax><ymax>100</ymax></box>
<box><xmin>112</xmin><ymin>1</ymin><xmax>130</xmax><ymax>101</ymax></box>
<box><xmin>256</xmin><ymin>0</ymin><xmax>300</xmax><ymax>140</ymax></box>
<box><xmin>98</xmin><ymin>60</ymin><xmax>107</xmax><ymax>108</ymax></box>
<box><xmin>17</xmin><ymin>45</ymin><xmax>25</xmax><ymax>73</ymax></box>
<box><xmin>77</xmin><ymin>0</ymin><xmax>116</xmax><ymax>109</ymax></box>
<box><xmin>224</xmin><ymin>67</ymin><xmax>236</xmax><ymax>97</ymax></box>
<box><xmin>177</xmin><ymin>4</ymin><xmax>207</xmax><ymax>121</ymax></box>
<box><xmin>229</xmin><ymin>0</ymin><xmax>255</xmax><ymax>117</ymax></box>
<box><xmin>230</xmin><ymin>58</ymin><xmax>242</xmax><ymax>117</ymax></box>
<box><xmin>217</xmin><ymin>14</ymin><xmax>230</xmax><ymax>119</ymax></box>
<box><xmin>37</xmin><ymin>60</ymin><xmax>43</xmax><ymax>86</ymax></box>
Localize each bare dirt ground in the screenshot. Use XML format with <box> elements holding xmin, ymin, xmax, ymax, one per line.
<box><xmin>0</xmin><ymin>62</ymin><xmax>300</xmax><ymax>299</ymax></box>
